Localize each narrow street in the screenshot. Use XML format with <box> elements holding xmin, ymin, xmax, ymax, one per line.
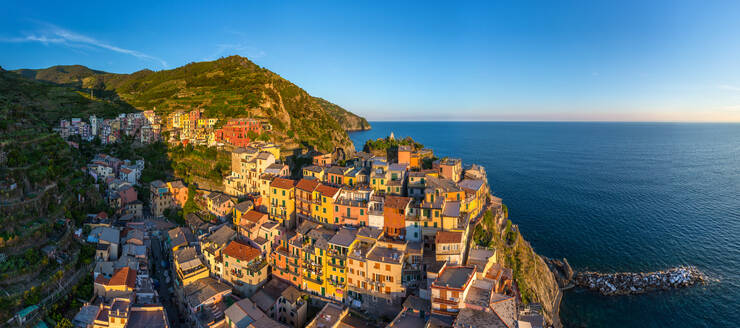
<box><xmin>151</xmin><ymin>234</ymin><xmax>183</xmax><ymax>327</ymax></box>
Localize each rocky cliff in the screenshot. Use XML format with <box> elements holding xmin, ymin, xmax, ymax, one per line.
<box><xmin>480</xmin><ymin>210</ymin><xmax>565</xmax><ymax>327</ymax></box>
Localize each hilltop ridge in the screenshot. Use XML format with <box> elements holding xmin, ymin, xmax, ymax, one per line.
<box><xmin>12</xmin><ymin>56</ymin><xmax>370</xmax><ymax>152</ymax></box>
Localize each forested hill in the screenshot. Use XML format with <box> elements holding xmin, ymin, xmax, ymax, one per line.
<box><xmin>12</xmin><ymin>56</ymin><xmax>371</xmax><ymax>152</ymax></box>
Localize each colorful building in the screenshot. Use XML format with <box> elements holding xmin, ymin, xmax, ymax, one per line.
<box><xmin>313</xmin><ymin>184</ymin><xmax>340</xmax><ymax>224</ymax></box>
<box><xmin>383</xmin><ymin>196</ymin><xmax>412</xmax><ymax>237</ymax></box>
<box><xmin>326</xmin><ymin>228</ymin><xmax>357</xmax><ymax>301</ymax></box>
<box><xmin>215</xmin><ymin>118</ymin><xmax>263</xmax><ymax>147</ymax></box>
<box><xmin>269</xmin><ymin>178</ymin><xmax>297</xmax><ymax>228</ymax></box>
<box><xmin>167</xmin><ymin>180</ymin><xmax>189</xmax><ymax>208</ymax></box>
<box><xmin>222</xmin><ymin>240</ymin><xmax>269</xmax><ymax>297</ymax></box>
<box><xmin>295</xmin><ymin>178</ymin><xmax>320</xmax><ymax>224</ymax></box>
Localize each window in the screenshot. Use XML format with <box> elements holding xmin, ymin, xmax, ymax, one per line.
<box><xmin>282</xmin><ymin>190</ymin><xmax>286</xmax><ymax>196</ymax></box>
<box><xmin>386</xmin><ymin>264</ymin><xmax>391</xmax><ymax>271</ymax></box>
<box><xmin>360</xmin><ymin>209</ymin><xmax>364</xmax><ymax>215</ymax></box>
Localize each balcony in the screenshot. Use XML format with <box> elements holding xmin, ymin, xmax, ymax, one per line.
<box><xmin>327</xmin><ymin>279</ymin><xmax>345</xmax><ymax>288</ymax></box>
<box><xmin>327</xmin><ymin>260</ymin><xmax>344</xmax><ymax>270</ymax></box>
<box><xmin>303</xmin><ymin>274</ymin><xmax>323</xmax><ymax>285</ymax></box>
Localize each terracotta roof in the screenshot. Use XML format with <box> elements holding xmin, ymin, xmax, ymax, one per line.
<box><xmin>223</xmin><ymin>240</ymin><xmax>260</xmax><ymax>262</ymax></box>
<box><xmin>436</xmin><ymin>231</ymin><xmax>463</xmax><ymax>244</ymax></box>
<box><xmin>385</xmin><ymin>195</ymin><xmax>411</xmax><ymax>209</ymax></box>
<box><xmin>296</xmin><ymin>178</ymin><xmax>320</xmax><ymax>192</ymax></box>
<box><xmin>270</xmin><ymin>177</ymin><xmax>296</xmax><ymax>189</ymax></box>
<box><xmin>108</xmin><ymin>267</ymin><xmax>137</xmax><ymax>289</ymax></box>
<box><xmin>94</xmin><ymin>275</ymin><xmax>110</xmax><ymax>285</ymax></box>
<box><xmin>241</xmin><ymin>210</ymin><xmax>268</xmax><ymax>224</ymax></box>
<box><xmin>315</xmin><ymin>184</ymin><xmax>340</xmax><ymax>198</ymax></box>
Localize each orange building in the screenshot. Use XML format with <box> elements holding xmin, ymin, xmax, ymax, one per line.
<box><xmin>439</xmin><ymin>158</ymin><xmax>462</xmax><ymax>182</ymax></box>
<box><xmin>383</xmin><ymin>195</ymin><xmax>412</xmax><ymax>237</ymax></box>
<box><xmin>313</xmin><ymin>153</ymin><xmax>332</xmax><ymax>167</ymax></box>
<box><xmin>236</xmin><ymin>209</ymin><xmax>269</xmax><ymax>239</ymax></box>
<box><xmin>397</xmin><ymin>145</ymin><xmax>412</xmax><ymax>165</ymax></box>
<box><xmin>327</xmin><ymin>166</ymin><xmax>352</xmax><ymax>186</ymax></box>
<box><xmin>295</xmin><ymin>178</ymin><xmax>320</xmax><ymax>224</ymax></box>
<box><xmin>335</xmin><ymin>198</ymin><xmax>369</xmax><ymax>227</ymax></box>
<box><xmin>167</xmin><ymin>180</ymin><xmax>189</xmax><ymax>208</ymax></box>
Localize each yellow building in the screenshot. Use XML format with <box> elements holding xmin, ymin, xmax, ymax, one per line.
<box><xmin>270</xmin><ymin>177</ymin><xmax>297</xmax><ymax>228</ymax></box>
<box><xmin>171</xmin><ymin>111</ymin><xmax>184</xmax><ymax>128</ymax></box>
<box><xmin>173</xmin><ymin>246</ymin><xmax>210</xmax><ymax>286</ymax></box>
<box><xmin>233</xmin><ymin>200</ymin><xmax>254</xmax><ymax>225</ymax></box>
<box><xmin>302</xmin><ymin>165</ymin><xmax>325</xmax><ymax>181</ymax></box>
<box><xmin>370</xmin><ymin>168</ymin><xmax>388</xmax><ymax>194</ymax></box>
<box><xmin>300</xmin><ymin>226</ymin><xmax>334</xmax><ymax>298</ymax></box>
<box><xmin>312</xmin><ymin>184</ymin><xmax>340</xmax><ymax>224</ymax></box>
<box><xmin>326</xmin><ymin>228</ymin><xmax>357</xmax><ymax>301</ymax></box>
<box><xmin>459</xmin><ymin>179</ymin><xmax>488</xmax><ymax>218</ymax></box>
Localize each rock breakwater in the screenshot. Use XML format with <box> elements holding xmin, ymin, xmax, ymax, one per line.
<box><xmin>574</xmin><ymin>266</ymin><xmax>706</xmax><ymax>296</ymax></box>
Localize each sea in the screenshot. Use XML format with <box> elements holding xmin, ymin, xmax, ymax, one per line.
<box><xmin>349</xmin><ymin>122</ymin><xmax>740</xmax><ymax>328</ymax></box>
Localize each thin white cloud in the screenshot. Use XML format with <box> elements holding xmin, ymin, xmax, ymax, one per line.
<box><xmin>1</xmin><ymin>22</ymin><xmax>167</xmax><ymax>67</ymax></box>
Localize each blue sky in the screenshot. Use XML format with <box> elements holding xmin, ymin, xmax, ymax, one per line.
<box><xmin>2</xmin><ymin>1</ymin><xmax>740</xmax><ymax>121</ymax></box>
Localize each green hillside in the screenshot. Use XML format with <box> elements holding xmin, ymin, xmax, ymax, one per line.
<box><xmin>312</xmin><ymin>96</ymin><xmax>371</xmax><ymax>131</ymax></box>
<box><xmin>14</xmin><ymin>56</ymin><xmax>371</xmax><ymax>151</ymax></box>
<box><xmin>0</xmin><ymin>70</ymin><xmax>112</xmax><ymax>319</ymax></box>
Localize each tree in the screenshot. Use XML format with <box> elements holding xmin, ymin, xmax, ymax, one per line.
<box><xmin>56</xmin><ymin>318</ymin><xmax>73</xmax><ymax>328</ymax></box>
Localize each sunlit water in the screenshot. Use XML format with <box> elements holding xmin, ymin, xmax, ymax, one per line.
<box><xmin>350</xmin><ymin>122</ymin><xmax>740</xmax><ymax>328</ymax></box>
